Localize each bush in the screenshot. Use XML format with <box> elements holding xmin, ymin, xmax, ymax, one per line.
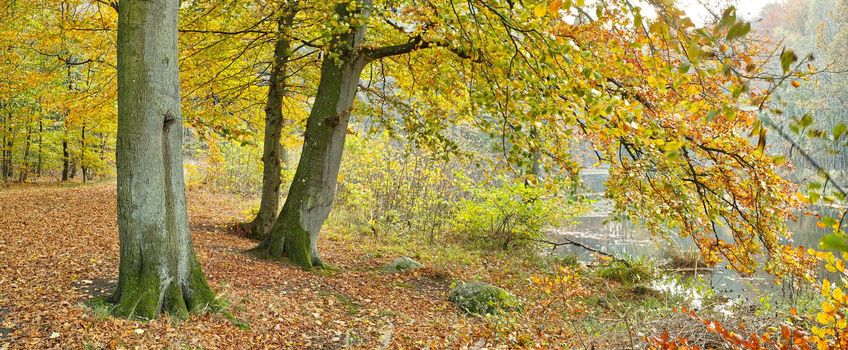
<box><xmin>596</xmin><ymin>256</ymin><xmax>656</xmax><ymax>284</ymax></box>
<box><xmin>185</xmin><ymin>139</ymin><xmax>282</xmax><ymax>195</ymax></box>
<box><xmin>451</xmin><ymin>175</ymin><xmax>580</xmax><ymax>250</ymax></box>
<box><xmin>332</xmin><ymin>133</ymin><xmax>464</xmax><ymax>242</ymax></box>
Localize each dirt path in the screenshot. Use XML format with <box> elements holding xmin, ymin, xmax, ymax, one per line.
<box><xmin>0</xmin><ymin>183</ymin><xmax>487</xmax><ymax>349</ymax></box>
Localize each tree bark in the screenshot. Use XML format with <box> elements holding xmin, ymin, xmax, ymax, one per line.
<box><xmin>111</xmin><ymin>0</ymin><xmax>216</xmax><ymax>320</ymax></box>
<box><xmin>61</xmin><ymin>125</ymin><xmax>70</xmax><ymax>181</ymax></box>
<box><xmin>19</xmin><ymin>116</ymin><xmax>31</xmax><ymax>182</ymax></box>
<box><xmin>3</xmin><ymin>112</ymin><xmax>14</xmax><ymax>181</ymax></box>
<box><xmin>246</xmin><ymin>7</ymin><xmax>297</xmax><ymax>239</ymax></box>
<box><xmin>36</xmin><ymin>117</ymin><xmax>42</xmax><ymax>176</ymax></box>
<box><xmin>0</xmin><ymin>110</ymin><xmax>6</xmax><ymax>183</ymax></box>
<box><xmin>81</xmin><ymin>121</ymin><xmax>88</xmax><ymax>183</ymax></box>
<box><xmin>257</xmin><ymin>2</ymin><xmax>372</xmax><ymax>268</ymax></box>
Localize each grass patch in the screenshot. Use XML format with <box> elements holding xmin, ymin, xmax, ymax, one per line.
<box><xmin>82</xmin><ymin>297</ymin><xmax>114</xmax><ymax>320</ymax></box>
<box><xmin>660</xmin><ymin>246</ymin><xmax>705</xmax><ymax>269</ymax></box>
<box><xmin>334</xmin><ymin>293</ymin><xmax>361</xmax><ymax>316</ymax></box>
<box><xmin>221</xmin><ymin>311</ymin><xmax>250</xmax><ymax>330</ymax></box>
<box><xmin>596</xmin><ymin>256</ymin><xmax>656</xmax><ymax>285</ymax></box>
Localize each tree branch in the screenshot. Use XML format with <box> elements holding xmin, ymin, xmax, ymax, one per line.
<box><xmin>362</xmin><ymin>35</ymin><xmax>481</xmax><ymax>63</ymax></box>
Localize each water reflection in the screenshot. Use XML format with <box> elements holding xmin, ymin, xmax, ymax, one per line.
<box><xmin>552</xmin><ymin>198</ymin><xmax>840</xmax><ymax>297</ymax></box>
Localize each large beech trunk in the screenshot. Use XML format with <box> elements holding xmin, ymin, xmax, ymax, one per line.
<box><xmin>111</xmin><ymin>0</ymin><xmax>216</xmax><ymax>320</ymax></box>
<box><xmin>258</xmin><ymin>3</ymin><xmax>369</xmax><ymax>268</ymax></box>
<box><xmin>247</xmin><ymin>9</ymin><xmax>296</xmax><ymax>239</ymax></box>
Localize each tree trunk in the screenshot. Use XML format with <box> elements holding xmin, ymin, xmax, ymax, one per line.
<box><xmin>99</xmin><ymin>133</ymin><xmax>106</xmax><ymax>179</ymax></box>
<box><xmin>69</xmin><ymin>158</ymin><xmax>77</xmax><ymax>179</ymax></box>
<box><xmin>1</xmin><ymin>110</ymin><xmax>6</xmax><ymax>183</ymax></box>
<box><xmin>81</xmin><ymin>121</ymin><xmax>87</xmax><ymax>183</ymax></box>
<box><xmin>111</xmin><ymin>0</ymin><xmax>216</xmax><ymax>320</ymax></box>
<box><xmin>36</xmin><ymin>117</ymin><xmax>42</xmax><ymax>176</ymax></box>
<box><xmin>257</xmin><ymin>3</ymin><xmax>369</xmax><ymax>268</ymax></box>
<box><xmin>19</xmin><ymin>116</ymin><xmax>31</xmax><ymax>183</ymax></box>
<box><xmin>3</xmin><ymin>112</ymin><xmax>14</xmax><ymax>181</ymax></box>
<box><xmin>61</xmin><ymin>126</ymin><xmax>70</xmax><ymax>181</ymax></box>
<box><xmin>247</xmin><ymin>8</ymin><xmax>297</xmax><ymax>239</ymax></box>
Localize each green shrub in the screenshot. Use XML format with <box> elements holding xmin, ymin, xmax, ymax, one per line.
<box><xmin>596</xmin><ymin>256</ymin><xmax>656</xmax><ymax>284</ymax></box>
<box><xmin>451</xmin><ymin>175</ymin><xmax>580</xmax><ymax>249</ymax></box>
<box><xmin>554</xmin><ymin>254</ymin><xmax>581</xmax><ymax>267</ymax></box>
<box><xmin>332</xmin><ymin>133</ymin><xmax>463</xmax><ymax>241</ymax></box>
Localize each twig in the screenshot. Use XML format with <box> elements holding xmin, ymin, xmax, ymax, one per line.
<box><xmin>513</xmin><ymin>237</ymin><xmax>630</xmax><ymax>266</ymax></box>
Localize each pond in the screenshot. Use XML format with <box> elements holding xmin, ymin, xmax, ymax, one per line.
<box><xmin>552</xmin><ymin>171</ymin><xmax>841</xmax><ymax>299</ymax></box>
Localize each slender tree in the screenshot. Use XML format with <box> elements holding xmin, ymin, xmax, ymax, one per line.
<box><xmin>245</xmin><ymin>3</ymin><xmax>298</xmax><ymax>239</ymax></box>
<box><xmin>256</xmin><ymin>0</ymin><xmax>470</xmax><ymax>268</ymax></box>
<box><xmin>111</xmin><ymin>0</ymin><xmax>217</xmax><ymax>319</ymax></box>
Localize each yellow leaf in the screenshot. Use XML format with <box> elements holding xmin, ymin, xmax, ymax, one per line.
<box><xmin>533</xmin><ymin>4</ymin><xmax>547</xmax><ymax>18</ymax></box>
<box><xmin>548</xmin><ymin>0</ymin><xmax>561</xmax><ymax>13</ymax></box>
<box><xmin>818</xmin><ymin>312</ymin><xmax>834</xmax><ymax>325</ymax></box>
<box><xmin>823</xmin><ymin>279</ymin><xmax>832</xmax><ymax>297</ymax></box>
<box><xmin>791</xmin><ymin>80</ymin><xmax>801</xmax><ymax>88</ymax></box>
<box><xmin>822</xmin><ymin>301</ymin><xmax>836</xmax><ymax>313</ymax></box>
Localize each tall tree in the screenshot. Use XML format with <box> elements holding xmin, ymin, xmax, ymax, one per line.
<box><xmin>256</xmin><ymin>0</ymin><xmax>474</xmax><ymax>268</ymax></box>
<box><xmin>245</xmin><ymin>3</ymin><xmax>298</xmax><ymax>239</ymax></box>
<box><xmin>253</xmin><ymin>0</ymin><xmax>808</xmax><ymax>275</ymax></box>
<box><xmin>111</xmin><ymin>0</ymin><xmax>217</xmax><ymax>319</ymax></box>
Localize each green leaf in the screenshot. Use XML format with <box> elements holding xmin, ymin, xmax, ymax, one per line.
<box><xmin>799</xmin><ymin>113</ymin><xmax>814</xmax><ymax>128</ymax></box>
<box><xmin>706</xmin><ymin>109</ymin><xmax>719</xmax><ymax>121</ymax></box>
<box><xmin>821</xmin><ymin>234</ymin><xmax>848</xmax><ymax>252</ymax></box>
<box><xmin>717</xmin><ymin>7</ymin><xmax>737</xmax><ymax>29</ymax></box>
<box><xmin>780</xmin><ymin>49</ymin><xmax>798</xmax><ymax>73</ymax></box>
<box><xmin>833</xmin><ymin>122</ymin><xmax>847</xmax><ymax>140</ymax></box>
<box><xmin>725</xmin><ymin>21</ymin><xmax>750</xmax><ymax>41</ymax></box>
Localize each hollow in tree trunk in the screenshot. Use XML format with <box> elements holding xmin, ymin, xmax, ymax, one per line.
<box><xmin>111</xmin><ymin>0</ymin><xmax>217</xmax><ymax>320</ymax></box>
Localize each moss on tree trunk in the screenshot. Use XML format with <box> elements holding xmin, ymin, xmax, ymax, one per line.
<box><xmin>257</xmin><ymin>3</ymin><xmax>369</xmax><ymax>269</ymax></box>
<box><xmin>111</xmin><ymin>0</ymin><xmax>217</xmax><ymax>320</ymax></box>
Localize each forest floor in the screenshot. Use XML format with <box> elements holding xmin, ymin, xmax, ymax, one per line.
<box><xmin>0</xmin><ymin>182</ymin><xmax>745</xmax><ymax>349</ymax></box>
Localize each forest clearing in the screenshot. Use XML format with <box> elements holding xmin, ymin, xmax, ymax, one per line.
<box><xmin>2</xmin><ymin>0</ymin><xmax>848</xmax><ymax>348</ymax></box>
